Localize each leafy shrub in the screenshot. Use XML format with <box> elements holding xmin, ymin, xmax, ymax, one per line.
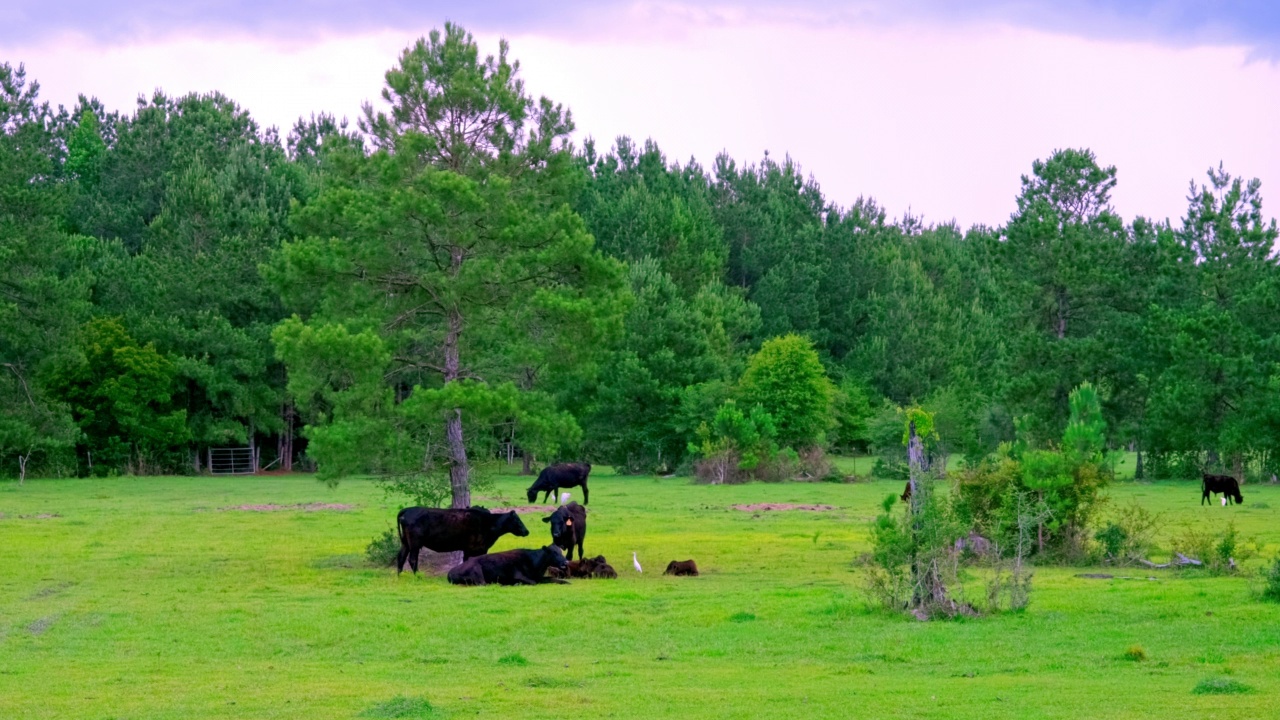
<box><xmin>366</xmin><ymin>527</ymin><xmax>401</xmax><ymax>567</ymax></box>
<box><xmin>1168</xmin><ymin>521</ymin><xmax>1255</xmax><ymax>574</ymax></box>
<box><xmin>737</xmin><ymin>334</ymin><xmax>834</xmax><ymax>449</ymax></box>
<box><xmin>1095</xmin><ymin>502</ymin><xmax>1160</xmax><ymax>565</ymax></box>
<box><xmin>1261</xmin><ymin>556</ymin><xmax>1280</xmax><ymax>602</ymax></box>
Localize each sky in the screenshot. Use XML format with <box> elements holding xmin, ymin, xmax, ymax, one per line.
<box><xmin>4</xmin><ymin>1</ymin><xmax>1279</xmax><ymax>229</ymax></box>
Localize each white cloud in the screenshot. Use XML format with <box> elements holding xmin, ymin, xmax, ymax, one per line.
<box><xmin>5</xmin><ymin>15</ymin><xmax>1279</xmax><ymax>228</ymax></box>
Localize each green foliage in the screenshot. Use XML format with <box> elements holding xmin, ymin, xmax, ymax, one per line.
<box><xmin>690</xmin><ymin>400</ymin><xmax>778</xmax><ymax>483</ymax></box>
<box><xmin>48</xmin><ymin>318</ymin><xmax>189</xmax><ymax>473</ymax></box>
<box><xmin>738</xmin><ymin>334</ymin><xmax>833</xmax><ymax>450</ymax></box>
<box><xmin>0</xmin><ymin>63</ymin><xmax>91</xmax><ymax>479</ymax></box>
<box><xmin>1262</xmin><ymin>556</ymin><xmax>1280</xmax><ymax>603</ymax></box>
<box><xmin>366</xmin><ymin>528</ymin><xmax>401</xmax><ymax>567</ymax></box>
<box><xmin>270</xmin><ymin>26</ymin><xmax>624</xmax><ymax>501</ymax></box>
<box><xmin>1094</xmin><ymin>501</ymin><xmax>1159</xmax><ymax>566</ymax></box>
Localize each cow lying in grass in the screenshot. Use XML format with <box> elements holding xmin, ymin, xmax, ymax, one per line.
<box><xmin>547</xmin><ymin>554</ymin><xmax>618</xmax><ymax>580</ymax></box>
<box><xmin>396</xmin><ymin>506</ymin><xmax>529</xmax><ymax>574</ymax></box>
<box><xmin>664</xmin><ymin>559</ymin><xmax>699</xmax><ymax>576</ymax></box>
<box><xmin>527</xmin><ymin>463</ymin><xmax>592</xmax><ymax>505</ymax></box>
<box><xmin>1202</xmin><ymin>474</ymin><xmax>1244</xmax><ymax>506</ymax></box>
<box><xmin>446</xmin><ymin>545</ymin><xmax>569</xmax><ymax>586</ymax></box>
<box><xmin>543</xmin><ymin>501</ymin><xmax>586</xmax><ymax>561</ymax></box>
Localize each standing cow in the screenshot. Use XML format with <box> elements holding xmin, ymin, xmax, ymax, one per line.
<box><xmin>1202</xmin><ymin>474</ymin><xmax>1244</xmax><ymax>506</ymax></box>
<box><xmin>543</xmin><ymin>501</ymin><xmax>587</xmax><ymax>561</ymax></box>
<box><xmin>396</xmin><ymin>506</ymin><xmax>530</xmax><ymax>574</ymax></box>
<box><xmin>526</xmin><ymin>463</ymin><xmax>592</xmax><ymax>505</ymax></box>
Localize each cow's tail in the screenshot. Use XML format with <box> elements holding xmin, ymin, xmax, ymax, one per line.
<box><xmin>396</xmin><ymin>510</ymin><xmax>410</xmax><ymax>573</ymax></box>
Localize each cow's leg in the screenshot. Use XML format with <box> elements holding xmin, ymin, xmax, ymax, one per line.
<box><xmin>1202</xmin><ymin>487</ymin><xmax>1209</xmax><ymax>505</ymax></box>
<box><xmin>396</xmin><ymin>544</ymin><xmax>409</xmax><ymax>575</ymax></box>
<box><xmin>581</xmin><ymin>481</ymin><xmax>588</xmax><ymax>505</ymax></box>
<box><xmin>577</xmin><ymin>538</ymin><xmax>584</xmax><ymax>563</ymax></box>
<box><xmin>512</xmin><ymin>571</ymin><xmax>538</xmax><ymax>585</ymax></box>
<box><xmin>408</xmin><ymin>542</ymin><xmax>421</xmax><ymax>574</ymax></box>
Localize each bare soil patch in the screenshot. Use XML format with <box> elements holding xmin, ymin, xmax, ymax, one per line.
<box><xmin>0</xmin><ymin>512</ymin><xmax>61</xmax><ymax>520</ymax></box>
<box><xmin>219</xmin><ymin>503</ymin><xmax>355</xmax><ymax>512</ymax></box>
<box><xmin>731</xmin><ymin>503</ymin><xmax>836</xmax><ymax>512</ymax></box>
<box><xmin>493</xmin><ymin>505</ymin><xmax>559</xmax><ymax>514</ymax></box>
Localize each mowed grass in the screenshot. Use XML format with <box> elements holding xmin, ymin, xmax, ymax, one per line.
<box><xmin>2</xmin><ymin>469</ymin><xmax>1279</xmax><ymax>719</ymax></box>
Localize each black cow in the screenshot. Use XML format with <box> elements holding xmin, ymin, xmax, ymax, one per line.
<box><xmin>542</xmin><ymin>501</ymin><xmax>586</xmax><ymax>561</ymax></box>
<box><xmin>548</xmin><ymin>554</ymin><xmax>617</xmax><ymax>580</ymax></box>
<box><xmin>446</xmin><ymin>545</ymin><xmax>569</xmax><ymax>586</ymax></box>
<box><xmin>664</xmin><ymin>559</ymin><xmax>700</xmax><ymax>576</ymax></box>
<box><xmin>395</xmin><ymin>506</ymin><xmax>530</xmax><ymax>574</ymax></box>
<box><xmin>1202</xmin><ymin>474</ymin><xmax>1244</xmax><ymax>506</ymax></box>
<box><xmin>526</xmin><ymin>463</ymin><xmax>592</xmax><ymax>505</ymax></box>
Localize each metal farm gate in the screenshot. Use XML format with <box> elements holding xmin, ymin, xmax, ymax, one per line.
<box><xmin>208</xmin><ymin>447</ymin><xmax>257</xmax><ymax>475</ymax></box>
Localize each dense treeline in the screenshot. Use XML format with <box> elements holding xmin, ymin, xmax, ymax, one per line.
<box><xmin>3</xmin><ymin>25</ymin><xmax>1279</xmax><ymax>490</ymax></box>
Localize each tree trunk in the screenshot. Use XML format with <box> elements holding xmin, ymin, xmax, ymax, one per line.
<box><xmin>1055</xmin><ymin>289</ymin><xmax>1068</xmax><ymax>339</ymax></box>
<box><xmin>522</xmin><ymin>451</ymin><xmax>534</xmax><ymax>476</ymax></box>
<box><xmin>443</xmin><ymin>307</ymin><xmax>470</xmax><ymax>510</ymax></box>
<box><xmin>18</xmin><ymin>450</ymin><xmax>30</xmax><ymax>485</ymax></box>
<box><xmin>281</xmin><ymin>403</ymin><xmax>295</xmax><ymax>472</ymax></box>
<box><xmin>1135</xmin><ymin>445</ymin><xmax>1144</xmax><ymax>480</ymax></box>
<box><xmin>1232</xmin><ymin>453</ymin><xmax>1243</xmax><ymax>484</ymax></box>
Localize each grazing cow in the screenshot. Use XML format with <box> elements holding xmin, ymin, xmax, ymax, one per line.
<box><xmin>396</xmin><ymin>506</ymin><xmax>530</xmax><ymax>574</ymax></box>
<box><xmin>446</xmin><ymin>545</ymin><xmax>568</xmax><ymax>586</ymax></box>
<box><xmin>548</xmin><ymin>554</ymin><xmax>618</xmax><ymax>580</ymax></box>
<box><xmin>1202</xmin><ymin>474</ymin><xmax>1244</xmax><ymax>506</ymax></box>
<box><xmin>664</xmin><ymin>559</ymin><xmax>699</xmax><ymax>576</ymax></box>
<box><xmin>527</xmin><ymin>463</ymin><xmax>592</xmax><ymax>505</ymax></box>
<box><xmin>542</xmin><ymin>501</ymin><xmax>586</xmax><ymax>561</ymax></box>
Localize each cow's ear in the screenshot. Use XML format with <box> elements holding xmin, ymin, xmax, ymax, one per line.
<box><xmin>542</xmin><ymin>517</ymin><xmax>551</xmax><ymax>523</ymax></box>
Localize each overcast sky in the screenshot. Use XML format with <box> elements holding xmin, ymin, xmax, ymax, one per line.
<box><xmin>4</xmin><ymin>1</ymin><xmax>1279</xmax><ymax>229</ymax></box>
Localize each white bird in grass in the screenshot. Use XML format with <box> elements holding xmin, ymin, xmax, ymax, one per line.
<box><xmin>632</xmin><ymin>552</ymin><xmax>642</xmax><ymax>573</ymax></box>
<box><xmin>1222</xmin><ymin>497</ymin><xmax>1228</xmax><ymax>507</ymax></box>
<box><xmin>560</xmin><ymin>491</ymin><xmax>571</xmax><ymax>505</ymax></box>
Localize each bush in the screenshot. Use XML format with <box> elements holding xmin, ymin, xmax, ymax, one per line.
<box><xmin>1261</xmin><ymin>556</ymin><xmax>1280</xmax><ymax>602</ymax></box>
<box><xmin>1095</xmin><ymin>501</ymin><xmax>1160</xmax><ymax>565</ymax></box>
<box><xmin>367</xmin><ymin>527</ymin><xmax>401</xmax><ymax>567</ymax></box>
<box><xmin>1168</xmin><ymin>521</ymin><xmax>1255</xmax><ymax>574</ymax></box>
<box><xmin>737</xmin><ymin>334</ymin><xmax>834</xmax><ymax>449</ymax></box>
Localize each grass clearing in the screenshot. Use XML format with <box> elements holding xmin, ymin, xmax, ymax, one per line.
<box><xmin>2</xmin><ymin>468</ymin><xmax>1279</xmax><ymax>718</ymax></box>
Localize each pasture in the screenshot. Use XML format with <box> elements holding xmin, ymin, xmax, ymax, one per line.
<box><xmin>2</xmin><ymin>469</ymin><xmax>1278</xmax><ymax>719</ymax></box>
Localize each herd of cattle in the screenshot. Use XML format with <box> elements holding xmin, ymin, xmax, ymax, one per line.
<box><xmin>395</xmin><ymin>462</ymin><xmax>698</xmax><ymax>586</ymax></box>
<box><xmin>394</xmin><ymin>462</ymin><xmax>1248</xmax><ymax>586</ymax></box>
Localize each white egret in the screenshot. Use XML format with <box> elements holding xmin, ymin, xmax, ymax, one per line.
<box><xmin>560</xmin><ymin>492</ymin><xmax>571</xmax><ymax>505</ymax></box>
<box><xmin>632</xmin><ymin>552</ymin><xmax>642</xmax><ymax>573</ymax></box>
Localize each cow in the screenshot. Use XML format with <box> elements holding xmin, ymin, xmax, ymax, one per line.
<box><xmin>446</xmin><ymin>545</ymin><xmax>569</xmax><ymax>586</ymax></box>
<box><xmin>548</xmin><ymin>554</ymin><xmax>618</xmax><ymax>580</ymax></box>
<box><xmin>663</xmin><ymin>559</ymin><xmax>700</xmax><ymax>576</ymax></box>
<box><xmin>527</xmin><ymin>463</ymin><xmax>592</xmax><ymax>505</ymax></box>
<box><xmin>900</xmin><ymin>481</ymin><xmax>912</xmax><ymax>503</ymax></box>
<box><xmin>542</xmin><ymin>501</ymin><xmax>586</xmax><ymax>561</ymax></box>
<box><xmin>395</xmin><ymin>506</ymin><xmax>530</xmax><ymax>574</ymax></box>
<box><xmin>1202</xmin><ymin>474</ymin><xmax>1244</xmax><ymax>506</ymax></box>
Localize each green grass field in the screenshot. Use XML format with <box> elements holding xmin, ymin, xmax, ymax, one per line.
<box><xmin>2</xmin><ymin>468</ymin><xmax>1278</xmax><ymax>719</ymax></box>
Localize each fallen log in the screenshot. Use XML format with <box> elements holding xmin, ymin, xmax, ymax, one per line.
<box><xmin>1138</xmin><ymin>553</ymin><xmax>1203</xmax><ymax>569</ymax></box>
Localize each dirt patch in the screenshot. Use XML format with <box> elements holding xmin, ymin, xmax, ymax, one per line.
<box><xmin>26</xmin><ymin>615</ymin><xmax>58</xmax><ymax>636</ymax></box>
<box><xmin>219</xmin><ymin>503</ymin><xmax>355</xmax><ymax>512</ymax></box>
<box><xmin>1076</xmin><ymin>573</ymin><xmax>1114</xmax><ymax>580</ymax></box>
<box><xmin>0</xmin><ymin>512</ymin><xmax>61</xmax><ymax>520</ymax></box>
<box><xmin>493</xmin><ymin>505</ymin><xmax>558</xmax><ymax>514</ymax></box>
<box><xmin>731</xmin><ymin>503</ymin><xmax>836</xmax><ymax>512</ymax></box>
